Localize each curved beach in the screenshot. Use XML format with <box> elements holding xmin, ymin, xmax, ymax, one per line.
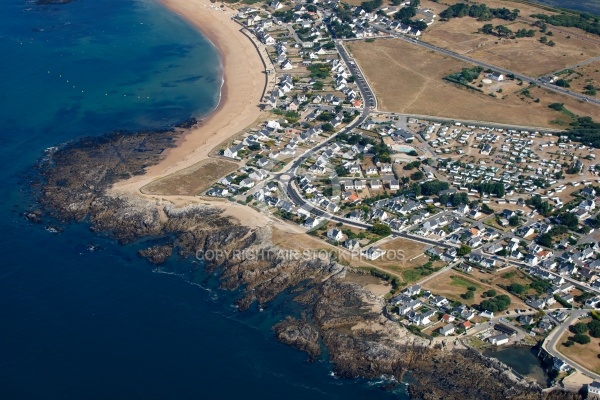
<box><xmin>114</xmin><ymin>0</ymin><xmax>265</xmax><ymax>194</ymax></box>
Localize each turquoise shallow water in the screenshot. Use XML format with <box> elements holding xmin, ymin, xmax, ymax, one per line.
<box><xmin>0</xmin><ymin>0</ymin><xmax>407</xmax><ymax>398</ymax></box>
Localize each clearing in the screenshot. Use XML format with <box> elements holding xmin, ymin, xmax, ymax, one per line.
<box><xmin>420</xmin><ymin>0</ymin><xmax>600</xmax><ymax>77</ymax></box>
<box><xmin>422</xmin><ymin>268</ymin><xmax>527</xmax><ymax>309</ymax></box>
<box><xmin>141</xmin><ymin>158</ymin><xmax>238</xmax><ymax>196</ymax></box>
<box><xmin>347</xmin><ymin>38</ymin><xmax>600</xmax><ymax>128</ymax></box>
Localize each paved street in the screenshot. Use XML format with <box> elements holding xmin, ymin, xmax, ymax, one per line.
<box><xmin>542</xmin><ymin>309</ymin><xmax>600</xmax><ymax>381</ymax></box>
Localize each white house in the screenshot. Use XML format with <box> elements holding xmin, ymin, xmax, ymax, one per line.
<box><xmin>439</xmin><ymin>324</ymin><xmax>455</xmax><ymax>336</ymax></box>
<box><xmin>327</xmin><ymin>228</ymin><xmax>344</xmax><ymax>242</ymax></box>
<box><xmin>588</xmin><ymin>381</ymin><xmax>600</xmax><ymax>397</ymax></box>
<box><xmin>488</xmin><ymin>333</ymin><xmax>509</xmax><ymax>346</ymax></box>
<box><xmin>223</xmin><ymin>143</ymin><xmax>244</xmax><ymax>159</ymax></box>
<box><xmin>488</xmin><ymin>72</ymin><xmax>504</xmax><ymax>81</ymax></box>
<box><xmin>362</xmin><ymin>246</ymin><xmax>386</xmax><ymax>261</ymax></box>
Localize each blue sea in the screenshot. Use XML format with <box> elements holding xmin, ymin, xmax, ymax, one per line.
<box><xmin>0</xmin><ymin>0</ymin><xmax>406</xmax><ymax>398</ymax></box>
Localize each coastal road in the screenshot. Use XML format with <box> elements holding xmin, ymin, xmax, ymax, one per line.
<box><xmin>542</xmin><ymin>309</ymin><xmax>600</xmax><ymax>381</ymax></box>
<box><xmin>364</xmin><ymin>26</ymin><xmax>600</xmax><ymax>107</ymax></box>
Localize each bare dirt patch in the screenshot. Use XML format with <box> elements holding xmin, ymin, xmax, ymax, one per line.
<box><xmin>347</xmin><ymin>38</ymin><xmax>600</xmax><ymax>127</ymax></box>
<box><xmin>141</xmin><ymin>158</ymin><xmax>238</xmax><ymax>196</ymax></box>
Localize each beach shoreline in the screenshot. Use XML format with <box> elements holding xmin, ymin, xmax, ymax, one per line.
<box><xmin>112</xmin><ymin>0</ymin><xmax>266</xmax><ymax>197</ymax></box>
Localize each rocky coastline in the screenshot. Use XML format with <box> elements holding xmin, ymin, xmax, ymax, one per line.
<box><xmin>28</xmin><ymin>128</ymin><xmax>579</xmax><ymax>399</ymax></box>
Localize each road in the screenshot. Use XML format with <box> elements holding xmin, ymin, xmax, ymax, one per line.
<box><xmin>336</xmin><ymin>41</ymin><xmax>377</xmax><ymax>109</ymax></box>
<box><xmin>373</xmin><ymin>110</ymin><xmax>564</xmax><ymax>133</ymax></box>
<box><xmin>546</xmin><ymin>55</ymin><xmax>600</xmax><ymax>78</ymax></box>
<box><xmin>365</xmin><ymin>26</ymin><xmax>600</xmax><ymax>107</ymax></box>
<box><xmin>542</xmin><ymin>309</ymin><xmax>600</xmax><ymax>381</ymax></box>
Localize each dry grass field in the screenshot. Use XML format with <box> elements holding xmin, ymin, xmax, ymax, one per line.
<box><xmin>557</xmin><ymin>318</ymin><xmax>600</xmax><ymax>375</ymax></box>
<box><xmin>422</xmin><ymin>268</ymin><xmax>528</xmax><ymax>309</ymax></box>
<box><xmin>567</xmin><ymin>61</ymin><xmax>600</xmax><ymax>99</ymax></box>
<box><xmin>376</xmin><ymin>237</ymin><xmax>428</xmax><ymax>269</ymax></box>
<box><xmin>420</xmin><ymin>0</ymin><xmax>600</xmax><ymax>76</ymax></box>
<box><xmin>141</xmin><ymin>158</ymin><xmax>238</xmax><ymax>196</ymax></box>
<box><xmin>347</xmin><ymin>38</ymin><xmax>600</xmax><ymax>127</ymax></box>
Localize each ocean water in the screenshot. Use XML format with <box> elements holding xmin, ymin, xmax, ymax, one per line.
<box><xmin>0</xmin><ymin>0</ymin><xmax>406</xmax><ymax>398</ymax></box>
<box><xmin>530</xmin><ymin>0</ymin><xmax>600</xmax><ymax>15</ymax></box>
<box><xmin>483</xmin><ymin>346</ymin><xmax>549</xmax><ymax>386</ymax></box>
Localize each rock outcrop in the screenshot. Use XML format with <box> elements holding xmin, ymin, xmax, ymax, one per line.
<box><xmin>30</xmin><ymin>128</ymin><xmax>569</xmax><ymax>399</ymax></box>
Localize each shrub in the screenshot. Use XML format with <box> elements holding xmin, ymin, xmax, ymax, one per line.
<box><xmin>570</xmin><ymin>322</ymin><xmax>589</xmax><ymax>335</ymax></box>
<box><xmin>461</xmin><ymin>290</ymin><xmax>475</xmax><ymax>300</ymax></box>
<box><xmin>572</xmin><ymin>334</ymin><xmax>591</xmax><ymax>345</ymax></box>
<box><xmin>508</xmin><ymin>283</ymin><xmax>525</xmax><ymax>294</ymax></box>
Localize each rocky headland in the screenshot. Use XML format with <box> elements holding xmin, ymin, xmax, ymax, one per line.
<box><xmin>29</xmin><ymin>127</ymin><xmax>580</xmax><ymax>399</ymax></box>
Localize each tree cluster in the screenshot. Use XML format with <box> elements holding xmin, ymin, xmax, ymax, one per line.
<box><xmin>420</xmin><ymin>180</ymin><xmax>449</xmax><ymax>196</ymax></box>
<box><xmin>475</xmin><ymin>182</ymin><xmax>505</xmax><ymax>197</ymax></box>
<box><xmin>360</xmin><ymin>0</ymin><xmax>382</xmax><ymax>13</ymax></box>
<box><xmin>479</xmin><ymin>294</ymin><xmax>511</xmax><ymax>313</ymax></box>
<box><xmin>440</xmin><ymin>3</ymin><xmax>519</xmax><ymax>21</ymax></box>
<box><xmin>439</xmin><ymin>192</ymin><xmax>469</xmax><ymax>206</ymax></box>
<box><xmin>532</xmin><ymin>13</ymin><xmax>600</xmax><ymax>37</ymax></box>
<box><xmin>566</xmin><ymin>116</ymin><xmax>600</xmax><ymax>149</ymax></box>
<box><xmin>525</xmin><ymin>195</ymin><xmax>553</xmax><ymax>216</ymax></box>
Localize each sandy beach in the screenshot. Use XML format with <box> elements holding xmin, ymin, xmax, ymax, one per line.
<box><xmin>113</xmin><ymin>0</ymin><xmax>265</xmax><ymax>195</ymax></box>
<box><xmin>110</xmin><ymin>0</ymin><xmax>273</xmax><ymax>226</ymax></box>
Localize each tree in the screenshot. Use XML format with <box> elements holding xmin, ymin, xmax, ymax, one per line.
<box><xmin>555</xmin><ymin>79</ymin><xmax>570</xmax><ymax>88</ymax></box>
<box><xmin>410</xmin><ymin>171</ymin><xmax>424</xmax><ymax>181</ymax></box>
<box><xmin>481</xmin><ymin>203</ymin><xmax>494</xmax><ymax>214</ymax></box>
<box><xmin>409</xmin><ymin>20</ymin><xmax>428</xmax><ymax>31</ymax></box>
<box><xmin>395</xmin><ymin>6</ymin><xmax>417</xmax><ymax>20</ymax></box>
<box><xmin>322</xmin><ymin>123</ymin><xmax>334</xmax><ymax>132</ymax></box>
<box><xmin>420</xmin><ymin>180</ymin><xmax>449</xmax><ymax>196</ymax></box>
<box><xmin>484</xmin><ymin>289</ymin><xmax>497</xmax><ymax>297</ymax></box>
<box><xmin>549</xmin><ymin>102</ymin><xmax>564</xmax><ymax>111</ymax></box>
<box><xmin>509</xmin><ymin>215</ymin><xmax>519</xmax><ymax>226</ymax></box>
<box><xmin>540</xmin><ymin>35</ymin><xmax>548</xmax><ymax>44</ymax></box>
<box><xmin>495</xmin><ymin>25</ymin><xmax>513</xmax><ymax>37</ymax></box>
<box><xmin>371</xmin><ymin>223</ymin><xmax>391</xmax><ymax>236</ymax></box>
<box><xmin>508</xmin><ymin>283</ymin><xmax>525</xmax><ymax>294</ymax></box>
<box><xmin>480</xmin><ymin>294</ymin><xmax>511</xmax><ymax>312</ymax></box>
<box><xmin>588</xmin><ymin>320</ymin><xmax>600</xmax><ymax>338</ymax></box>
<box><xmin>461</xmin><ymin>290</ymin><xmax>474</xmax><ymax>300</ymax></box>
<box><xmin>410</xmin><ymin>0</ymin><xmax>420</xmax><ymax>6</ymax></box>
<box><xmin>537</xmin><ymin>233</ymin><xmax>553</xmax><ymax>247</ymax></box>
<box><xmin>457</xmin><ymin>245</ymin><xmax>472</xmax><ymax>256</ymax></box>
<box><xmin>558</xmin><ymin>212</ymin><xmax>578</xmax><ymax>229</ymax></box>
<box><xmin>570</xmin><ymin>323</ymin><xmax>589</xmax><ymax>335</ymax></box>
<box><xmin>572</xmin><ymin>334</ymin><xmax>591</xmax><ymax>345</ymax></box>
<box><xmin>481</xmin><ymin>23</ymin><xmax>494</xmax><ymax>34</ymax></box>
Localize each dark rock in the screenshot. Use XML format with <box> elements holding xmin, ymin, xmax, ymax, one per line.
<box><xmin>274</xmin><ymin>317</ymin><xmax>321</xmax><ymax>361</ymax></box>
<box><xmin>138</xmin><ymin>244</ymin><xmax>173</xmax><ymax>265</ymax></box>
<box><xmin>31</xmin><ymin>127</ymin><xmax>572</xmax><ymax>400</ymax></box>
